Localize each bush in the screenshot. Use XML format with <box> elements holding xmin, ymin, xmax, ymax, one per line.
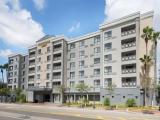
<box><xmin>103</xmin><ymin>98</ymin><xmax>110</xmax><ymax>106</ymax></box>
<box><xmin>126</xmin><ymin>98</ymin><xmax>136</xmax><ymax>107</ymax></box>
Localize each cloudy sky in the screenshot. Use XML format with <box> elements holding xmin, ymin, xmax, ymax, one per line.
<box><xmin>0</xmin><ymin>0</ymin><xmax>159</xmax><ymax>65</ymax></box>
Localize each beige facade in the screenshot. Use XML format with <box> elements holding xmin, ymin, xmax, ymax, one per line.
<box><xmin>7</xmin><ymin>11</ymin><xmax>155</xmax><ymax>104</ymax></box>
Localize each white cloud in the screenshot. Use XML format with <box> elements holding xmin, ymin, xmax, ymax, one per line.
<box><xmin>105</xmin><ymin>0</ymin><xmax>160</xmax><ymax>31</ymax></box>
<box><xmin>0</xmin><ymin>49</ymin><xmax>13</xmax><ymax>58</ymax></box>
<box><xmin>33</xmin><ymin>0</ymin><xmax>46</xmax><ymax>11</ymax></box>
<box><xmin>68</xmin><ymin>22</ymin><xmax>81</xmax><ymax>32</ymax></box>
<box><xmin>0</xmin><ymin>0</ymin><xmax>45</xmax><ymax>48</ymax></box>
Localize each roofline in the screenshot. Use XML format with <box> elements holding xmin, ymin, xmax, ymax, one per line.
<box><xmin>68</xmin><ymin>31</ymin><xmax>100</xmax><ymax>43</ymax></box>
<box><xmin>99</xmin><ymin>11</ymin><xmax>140</xmax><ymax>30</ymax></box>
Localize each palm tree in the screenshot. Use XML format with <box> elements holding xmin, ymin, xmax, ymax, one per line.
<box><xmin>140</xmin><ymin>55</ymin><xmax>152</xmax><ymax>106</ymax></box>
<box><xmin>141</xmin><ymin>26</ymin><xmax>153</xmax><ymax>55</ymax></box>
<box><xmin>151</xmin><ymin>32</ymin><xmax>160</xmax><ymax>105</ymax></box>
<box><xmin>105</xmin><ymin>83</ymin><xmax>116</xmax><ymax>98</ymax></box>
<box><xmin>0</xmin><ymin>65</ymin><xmax>4</xmax><ymax>88</ymax></box>
<box><xmin>0</xmin><ymin>63</ymin><xmax>8</xmax><ymax>88</ymax></box>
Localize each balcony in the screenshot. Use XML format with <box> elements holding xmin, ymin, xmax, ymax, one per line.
<box><xmin>53</xmin><ymin>66</ymin><xmax>61</xmax><ymax>70</ymax></box>
<box><xmin>122</xmin><ymin>77</ymin><xmax>137</xmax><ymax>87</ymax></box>
<box><xmin>122</xmin><ymin>68</ymin><xmax>136</xmax><ymax>74</ymax></box>
<box><xmin>121</xmin><ymin>42</ymin><xmax>136</xmax><ymax>49</ymax></box>
<box><xmin>122</xmin><ymin>55</ymin><xmax>136</xmax><ymax>61</ymax></box>
<box><xmin>29</xmin><ymin>54</ymin><xmax>35</xmax><ymax>58</ymax></box>
<box><xmin>53</xmin><ymin>57</ymin><xmax>61</xmax><ymax>61</ymax></box>
<box><xmin>28</xmin><ymin>70</ymin><xmax>35</xmax><ymax>74</ymax></box>
<box><xmin>121</xmin><ymin>24</ymin><xmax>136</xmax><ymax>36</ymax></box>
<box><xmin>53</xmin><ymin>76</ymin><xmax>61</xmax><ymax>79</ymax></box>
<box><xmin>121</xmin><ymin>50</ymin><xmax>136</xmax><ymax>61</ymax></box>
<box><xmin>28</xmin><ymin>78</ymin><xmax>34</xmax><ymax>82</ymax></box>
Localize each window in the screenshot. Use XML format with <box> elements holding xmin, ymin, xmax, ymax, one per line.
<box><xmin>79</xmin><ymin>41</ymin><xmax>85</xmax><ymax>47</ymax></box>
<box><xmin>37</xmin><ymin>66</ymin><xmax>41</xmax><ymax>71</ymax></box>
<box><xmin>47</xmin><ymin>64</ymin><xmax>51</xmax><ymax>70</ymax></box>
<box><xmin>14</xmin><ymin>65</ymin><xmax>17</xmax><ymax>69</ymax></box>
<box><xmin>79</xmin><ymin>70</ymin><xmax>84</xmax><ymax>78</ymax></box>
<box><xmin>14</xmin><ymin>78</ymin><xmax>17</xmax><ymax>83</ymax></box>
<box><xmin>70</xmin><ymin>81</ymin><xmax>75</xmax><ymax>87</ymax></box>
<box><xmin>37</xmin><ymin>74</ymin><xmax>40</xmax><ymax>79</ymax></box>
<box><xmin>70</xmin><ymin>43</ymin><xmax>75</xmax><ymax>49</ymax></box>
<box><xmin>104</xmin><ymin>78</ymin><xmax>112</xmax><ymax>87</ymax></box>
<box><xmin>22</xmin><ymin>71</ymin><xmax>25</xmax><ymax>76</ymax></box>
<box><xmin>38</xmin><ymin>49</ymin><xmax>41</xmax><ymax>54</ymax></box>
<box><xmin>94</xmin><ymin>47</ymin><xmax>100</xmax><ymax>53</ymax></box>
<box><xmin>14</xmin><ymin>71</ymin><xmax>17</xmax><ymax>76</ymax></box>
<box><xmin>47</xmin><ymin>55</ymin><xmax>51</xmax><ymax>61</ymax></box>
<box><xmin>38</xmin><ymin>57</ymin><xmax>41</xmax><ymax>62</ymax></box>
<box><xmin>46</xmin><ymin>82</ymin><xmax>50</xmax><ymax>87</ymax></box>
<box><xmin>79</xmin><ymin>61</ymin><xmax>84</xmax><ymax>67</ymax></box>
<box><xmin>46</xmin><ymin>73</ymin><xmax>50</xmax><ymax>80</ymax></box>
<box><xmin>47</xmin><ymin>47</ymin><xmax>50</xmax><ymax>52</ymax></box>
<box><xmin>94</xmin><ymin>69</ymin><xmax>100</xmax><ymax>75</ymax></box>
<box><xmin>94</xmin><ymin>79</ymin><xmax>100</xmax><ymax>87</ymax></box>
<box><xmin>104</xmin><ymin>54</ymin><xmax>112</xmax><ymax>61</ymax></box>
<box><xmin>79</xmin><ymin>51</ymin><xmax>85</xmax><ymax>57</ymax></box>
<box><xmin>104</xmin><ymin>43</ymin><xmax>112</xmax><ymax>50</ymax></box>
<box><xmin>70</xmin><ymin>72</ymin><xmax>75</xmax><ymax>78</ymax></box>
<box><xmin>70</xmin><ymin>62</ymin><xmax>75</xmax><ymax>69</ymax></box>
<box><xmin>70</xmin><ymin>53</ymin><xmax>75</xmax><ymax>58</ymax></box>
<box><xmin>104</xmin><ymin>31</ymin><xmax>112</xmax><ymax>38</ymax></box>
<box><xmin>79</xmin><ymin>81</ymin><xmax>84</xmax><ymax>84</ymax></box>
<box><xmin>94</xmin><ymin>35</ymin><xmax>100</xmax><ymax>44</ymax></box>
<box><xmin>22</xmin><ymin>64</ymin><xmax>25</xmax><ymax>69</ymax></box>
<box><xmin>94</xmin><ymin>58</ymin><xmax>100</xmax><ymax>64</ymax></box>
<box><xmin>104</xmin><ymin>66</ymin><xmax>112</xmax><ymax>74</ymax></box>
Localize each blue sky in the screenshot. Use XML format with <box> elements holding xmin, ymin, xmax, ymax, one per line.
<box><xmin>0</xmin><ymin>0</ymin><xmax>105</xmax><ymax>65</ymax></box>
<box><xmin>0</xmin><ymin>0</ymin><xmax>160</xmax><ymax>82</ymax></box>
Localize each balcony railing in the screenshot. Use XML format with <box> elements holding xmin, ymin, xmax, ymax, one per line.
<box><xmin>28</xmin><ymin>78</ymin><xmax>34</xmax><ymax>82</ymax></box>
<box><xmin>121</xmin><ymin>29</ymin><xmax>136</xmax><ymax>36</ymax></box>
<box><xmin>53</xmin><ymin>76</ymin><xmax>61</xmax><ymax>79</ymax></box>
<box><xmin>28</xmin><ymin>71</ymin><xmax>35</xmax><ymax>74</ymax></box>
<box><xmin>122</xmin><ymin>55</ymin><xmax>136</xmax><ymax>61</ymax></box>
<box><xmin>29</xmin><ymin>62</ymin><xmax>35</xmax><ymax>66</ymax></box>
<box><xmin>53</xmin><ymin>57</ymin><xmax>61</xmax><ymax>61</ymax></box>
<box><xmin>53</xmin><ymin>66</ymin><xmax>61</xmax><ymax>70</ymax></box>
<box><xmin>29</xmin><ymin>54</ymin><xmax>35</xmax><ymax>58</ymax></box>
<box><xmin>122</xmin><ymin>68</ymin><xmax>136</xmax><ymax>74</ymax></box>
<box><xmin>121</xmin><ymin>42</ymin><xmax>136</xmax><ymax>49</ymax></box>
<box><xmin>53</xmin><ymin>48</ymin><xmax>62</xmax><ymax>52</ymax></box>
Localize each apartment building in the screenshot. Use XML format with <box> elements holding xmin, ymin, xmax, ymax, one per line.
<box><xmin>7</xmin><ymin>54</ymin><xmax>28</xmax><ymax>90</ymax></box>
<box><xmin>7</xmin><ymin>11</ymin><xmax>155</xmax><ymax>105</ymax></box>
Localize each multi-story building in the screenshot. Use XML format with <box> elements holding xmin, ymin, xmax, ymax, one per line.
<box><xmin>7</xmin><ymin>54</ymin><xmax>28</xmax><ymax>90</ymax></box>
<box><xmin>7</xmin><ymin>11</ymin><xmax>155</xmax><ymax>105</ymax></box>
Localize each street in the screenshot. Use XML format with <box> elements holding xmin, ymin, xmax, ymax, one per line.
<box><xmin>0</xmin><ymin>103</ymin><xmax>159</xmax><ymax>120</ymax></box>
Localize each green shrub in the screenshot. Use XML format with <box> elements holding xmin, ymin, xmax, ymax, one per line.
<box><xmin>126</xmin><ymin>98</ymin><xmax>136</xmax><ymax>107</ymax></box>
<box><xmin>103</xmin><ymin>98</ymin><xmax>110</xmax><ymax>106</ymax></box>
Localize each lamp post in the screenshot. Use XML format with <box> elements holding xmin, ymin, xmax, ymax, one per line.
<box><xmin>93</xmin><ymin>86</ymin><xmax>96</xmax><ymax>109</ymax></box>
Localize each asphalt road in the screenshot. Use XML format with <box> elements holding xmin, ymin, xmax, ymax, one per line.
<box><xmin>0</xmin><ymin>103</ymin><xmax>159</xmax><ymax>120</ymax></box>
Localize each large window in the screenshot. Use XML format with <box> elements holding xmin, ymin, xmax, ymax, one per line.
<box><xmin>104</xmin><ymin>78</ymin><xmax>112</xmax><ymax>87</ymax></box>
<box><xmin>79</xmin><ymin>61</ymin><xmax>84</xmax><ymax>68</ymax></box>
<box><xmin>70</xmin><ymin>62</ymin><xmax>75</xmax><ymax>69</ymax></box>
<box><xmin>94</xmin><ymin>79</ymin><xmax>100</xmax><ymax>87</ymax></box>
<box><xmin>94</xmin><ymin>58</ymin><xmax>100</xmax><ymax>64</ymax></box>
<box><xmin>46</xmin><ymin>73</ymin><xmax>50</xmax><ymax>80</ymax></box>
<box><xmin>79</xmin><ymin>70</ymin><xmax>84</xmax><ymax>78</ymax></box>
<box><xmin>104</xmin><ymin>43</ymin><xmax>112</xmax><ymax>50</ymax></box>
<box><xmin>104</xmin><ymin>54</ymin><xmax>112</xmax><ymax>61</ymax></box>
<box><xmin>70</xmin><ymin>72</ymin><xmax>75</xmax><ymax>79</ymax></box>
<box><xmin>79</xmin><ymin>51</ymin><xmax>85</xmax><ymax>57</ymax></box>
<box><xmin>94</xmin><ymin>35</ymin><xmax>100</xmax><ymax>44</ymax></box>
<box><xmin>79</xmin><ymin>41</ymin><xmax>85</xmax><ymax>47</ymax></box>
<box><xmin>70</xmin><ymin>53</ymin><xmax>75</xmax><ymax>58</ymax></box>
<box><xmin>104</xmin><ymin>31</ymin><xmax>112</xmax><ymax>38</ymax></box>
<box><xmin>94</xmin><ymin>47</ymin><xmax>100</xmax><ymax>53</ymax></box>
<box><xmin>94</xmin><ymin>69</ymin><xmax>100</xmax><ymax>75</ymax></box>
<box><xmin>104</xmin><ymin>66</ymin><xmax>112</xmax><ymax>74</ymax></box>
<box><xmin>70</xmin><ymin>43</ymin><xmax>75</xmax><ymax>49</ymax></box>
<box><xmin>47</xmin><ymin>55</ymin><xmax>51</xmax><ymax>61</ymax></box>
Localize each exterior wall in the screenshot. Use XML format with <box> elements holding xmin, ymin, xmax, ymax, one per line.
<box><xmin>7</xmin><ymin>11</ymin><xmax>155</xmax><ymax>105</ymax></box>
